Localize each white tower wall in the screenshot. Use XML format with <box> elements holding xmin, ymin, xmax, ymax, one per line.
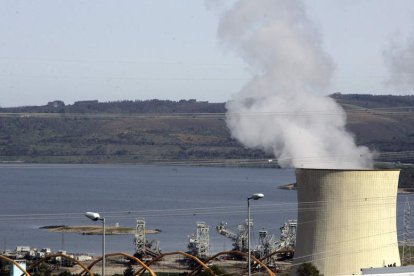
<box><xmin>293</xmin><ymin>169</ymin><xmax>401</xmax><ymax>275</ymax></box>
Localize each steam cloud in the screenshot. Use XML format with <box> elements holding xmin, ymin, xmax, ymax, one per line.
<box><xmin>212</xmin><ymin>0</ymin><xmax>373</xmax><ymax>169</ymax></box>
<box><xmin>384</xmin><ymin>36</ymin><xmax>414</xmax><ymax>91</ymax></box>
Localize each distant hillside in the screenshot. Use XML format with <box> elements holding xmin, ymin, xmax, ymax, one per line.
<box><xmin>0</xmin><ymin>99</ymin><xmax>226</xmax><ymax>114</ymax></box>
<box><xmin>0</xmin><ymin>99</ymin><xmax>267</xmax><ymax>165</ymax></box>
<box><xmin>1</xmin><ymin>94</ymin><xmax>414</xmax><ymax>187</ymax></box>
<box><xmin>330</xmin><ymin>93</ymin><xmax>414</xmax><ymax>108</ymax></box>
<box><xmin>331</xmin><ymin>93</ymin><xmax>414</xmax><ymax>156</ymax></box>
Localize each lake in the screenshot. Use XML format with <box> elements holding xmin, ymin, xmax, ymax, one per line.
<box><xmin>0</xmin><ymin>164</ymin><xmax>298</xmax><ymax>255</ymax></box>
<box><xmin>0</xmin><ymin>164</ymin><xmax>411</xmax><ymax>256</ymax></box>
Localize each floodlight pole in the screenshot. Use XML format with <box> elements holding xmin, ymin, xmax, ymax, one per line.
<box><xmin>101</xmin><ymin>217</ymin><xmax>105</xmax><ymax>276</ymax></box>
<box><xmin>248</xmin><ymin>197</ymin><xmax>252</xmax><ymax>276</ymax></box>
<box><xmin>247</xmin><ymin>193</ymin><xmax>264</xmax><ymax>276</ymax></box>
<box><xmin>85</xmin><ymin>212</ymin><xmax>105</xmax><ymax>276</ymax></box>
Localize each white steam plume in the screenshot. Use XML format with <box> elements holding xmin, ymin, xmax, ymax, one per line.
<box><xmin>213</xmin><ymin>0</ymin><xmax>373</xmax><ymax>169</ymax></box>
<box><xmin>384</xmin><ymin>35</ymin><xmax>414</xmax><ymax>91</ymax></box>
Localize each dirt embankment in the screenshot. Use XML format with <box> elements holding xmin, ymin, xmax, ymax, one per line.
<box><xmin>40</xmin><ymin>225</ymin><xmax>160</xmax><ymax>235</ymax></box>
<box><xmin>278</xmin><ymin>183</ymin><xmax>414</xmax><ymax>194</ymax></box>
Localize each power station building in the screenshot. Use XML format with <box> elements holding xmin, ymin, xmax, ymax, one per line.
<box><xmin>292</xmin><ymin>169</ymin><xmax>401</xmax><ymax>275</ymax></box>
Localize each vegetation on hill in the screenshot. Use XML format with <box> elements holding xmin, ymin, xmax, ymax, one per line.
<box><xmin>0</xmin><ymin>100</ymin><xmax>268</xmax><ymax>164</ymax></box>
<box><xmin>0</xmin><ymin>99</ymin><xmax>226</xmax><ymax>114</ymax></box>
<box><xmin>332</xmin><ymin>93</ymin><xmax>414</xmax><ymax>162</ymax></box>
<box><xmin>331</xmin><ymin>93</ymin><xmax>414</xmax><ymax>108</ymax></box>
<box><xmin>1</xmin><ymin>94</ymin><xmax>414</xmax><ymax>187</ymax></box>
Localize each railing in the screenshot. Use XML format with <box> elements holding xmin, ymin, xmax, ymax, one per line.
<box><xmin>2</xmin><ymin>250</ymin><xmax>277</xmax><ymax>276</ymax></box>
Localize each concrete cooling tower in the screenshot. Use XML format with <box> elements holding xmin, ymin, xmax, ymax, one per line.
<box><xmin>292</xmin><ymin>169</ymin><xmax>401</xmax><ymax>275</ymax></box>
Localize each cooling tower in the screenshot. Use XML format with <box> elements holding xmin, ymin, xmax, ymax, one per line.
<box><xmin>292</xmin><ymin>169</ymin><xmax>401</xmax><ymax>275</ymax></box>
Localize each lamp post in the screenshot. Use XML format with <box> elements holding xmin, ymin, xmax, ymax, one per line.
<box><xmin>247</xmin><ymin>193</ymin><xmax>264</xmax><ymax>276</ymax></box>
<box><xmin>85</xmin><ymin>212</ymin><xmax>105</xmax><ymax>276</ymax></box>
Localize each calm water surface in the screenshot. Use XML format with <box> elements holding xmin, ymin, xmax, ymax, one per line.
<box><xmin>0</xmin><ymin>164</ymin><xmax>411</xmax><ymax>255</ymax></box>
<box><xmin>0</xmin><ymin>164</ymin><xmax>297</xmax><ymax>255</ymax></box>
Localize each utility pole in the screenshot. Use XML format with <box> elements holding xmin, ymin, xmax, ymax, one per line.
<box><xmin>85</xmin><ymin>212</ymin><xmax>106</xmax><ymax>276</ymax></box>
<box><xmin>247</xmin><ymin>193</ymin><xmax>264</xmax><ymax>276</ymax></box>
<box><xmin>402</xmin><ymin>196</ymin><xmax>411</xmax><ymax>264</ymax></box>
<box><xmin>403</xmin><ymin>197</ymin><xmax>411</xmax><ymax>265</ymax></box>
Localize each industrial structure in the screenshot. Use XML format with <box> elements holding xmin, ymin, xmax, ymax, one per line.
<box><xmin>216</xmin><ymin>220</ymin><xmax>249</xmax><ymax>252</ymax></box>
<box><xmin>402</xmin><ymin>197</ymin><xmax>411</xmax><ymax>265</ymax></box>
<box><xmin>216</xmin><ymin>218</ymin><xmax>297</xmax><ymax>266</ymax></box>
<box><xmin>275</xmin><ymin>220</ymin><xmax>297</xmax><ymax>252</ymax></box>
<box><xmin>133</xmin><ymin>218</ymin><xmax>160</xmax><ymax>259</ymax></box>
<box><xmin>256</xmin><ymin>220</ymin><xmax>297</xmax><ymax>259</ymax></box>
<box><xmin>134</xmin><ymin>218</ymin><xmax>146</xmax><ymax>256</ymax></box>
<box><xmin>293</xmin><ymin>169</ymin><xmax>401</xmax><ymax>275</ymax></box>
<box><xmin>257</xmin><ymin>229</ymin><xmax>275</xmax><ymax>259</ymax></box>
<box><xmin>187</xmin><ymin>222</ymin><xmax>210</xmax><ymax>259</ymax></box>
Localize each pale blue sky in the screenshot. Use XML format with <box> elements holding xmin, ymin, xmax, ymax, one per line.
<box><xmin>1</xmin><ymin>0</ymin><xmax>414</xmax><ymax>107</ymax></box>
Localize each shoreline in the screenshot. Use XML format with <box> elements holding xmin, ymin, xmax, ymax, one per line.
<box><xmin>278</xmin><ymin>183</ymin><xmax>414</xmax><ymax>194</ymax></box>
<box><xmin>40</xmin><ymin>225</ymin><xmax>161</xmax><ymax>235</ymax></box>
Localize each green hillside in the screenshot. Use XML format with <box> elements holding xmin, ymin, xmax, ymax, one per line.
<box><xmin>0</xmin><ymin>101</ymin><xmax>268</xmax><ymax>164</ymax></box>
<box><xmin>1</xmin><ymin>94</ymin><xmax>414</xmax><ymax>175</ymax></box>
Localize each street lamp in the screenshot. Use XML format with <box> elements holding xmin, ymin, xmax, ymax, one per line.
<box><xmin>247</xmin><ymin>193</ymin><xmax>264</xmax><ymax>276</ymax></box>
<box><xmin>85</xmin><ymin>212</ymin><xmax>105</xmax><ymax>276</ymax></box>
